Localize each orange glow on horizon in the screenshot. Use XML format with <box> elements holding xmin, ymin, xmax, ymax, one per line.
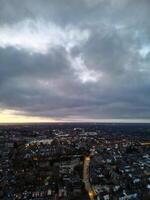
<box><xmin>1</xmin><ymin>110</ymin><xmax>150</xmax><ymax>124</ymax></box>
<box><xmin>0</xmin><ymin>110</ymin><xmax>55</xmax><ymax>123</ymax></box>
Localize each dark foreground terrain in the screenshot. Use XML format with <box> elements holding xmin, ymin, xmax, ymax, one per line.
<box><xmin>0</xmin><ymin>123</ymin><xmax>150</xmax><ymax>200</ymax></box>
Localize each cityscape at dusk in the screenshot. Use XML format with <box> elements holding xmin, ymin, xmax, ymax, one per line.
<box><xmin>0</xmin><ymin>123</ymin><xmax>150</xmax><ymax>200</ymax></box>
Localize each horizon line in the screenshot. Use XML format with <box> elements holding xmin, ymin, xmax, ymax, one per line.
<box><xmin>0</xmin><ymin>120</ymin><xmax>150</xmax><ymax>125</ymax></box>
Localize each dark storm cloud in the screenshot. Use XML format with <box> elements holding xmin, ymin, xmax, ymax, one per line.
<box><xmin>0</xmin><ymin>0</ymin><xmax>150</xmax><ymax>121</ymax></box>
<box><xmin>0</xmin><ymin>47</ymin><xmax>70</xmax><ymax>80</ymax></box>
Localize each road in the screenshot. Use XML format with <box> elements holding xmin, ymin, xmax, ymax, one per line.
<box><xmin>83</xmin><ymin>156</ymin><xmax>96</xmax><ymax>200</ymax></box>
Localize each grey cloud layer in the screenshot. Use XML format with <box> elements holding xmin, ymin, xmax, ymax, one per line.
<box><xmin>0</xmin><ymin>0</ymin><xmax>150</xmax><ymax>121</ymax></box>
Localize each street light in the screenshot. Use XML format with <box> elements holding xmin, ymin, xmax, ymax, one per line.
<box><xmin>85</xmin><ymin>156</ymin><xmax>90</xmax><ymax>161</ymax></box>
<box><xmin>89</xmin><ymin>191</ymin><xmax>94</xmax><ymax>199</ymax></box>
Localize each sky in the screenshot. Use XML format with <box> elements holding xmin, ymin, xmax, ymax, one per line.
<box><xmin>0</xmin><ymin>0</ymin><xmax>150</xmax><ymax>123</ymax></box>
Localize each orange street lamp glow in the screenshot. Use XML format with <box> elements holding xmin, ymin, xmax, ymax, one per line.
<box><xmin>89</xmin><ymin>191</ymin><xmax>95</xmax><ymax>199</ymax></box>
<box><xmin>85</xmin><ymin>156</ymin><xmax>90</xmax><ymax>161</ymax></box>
